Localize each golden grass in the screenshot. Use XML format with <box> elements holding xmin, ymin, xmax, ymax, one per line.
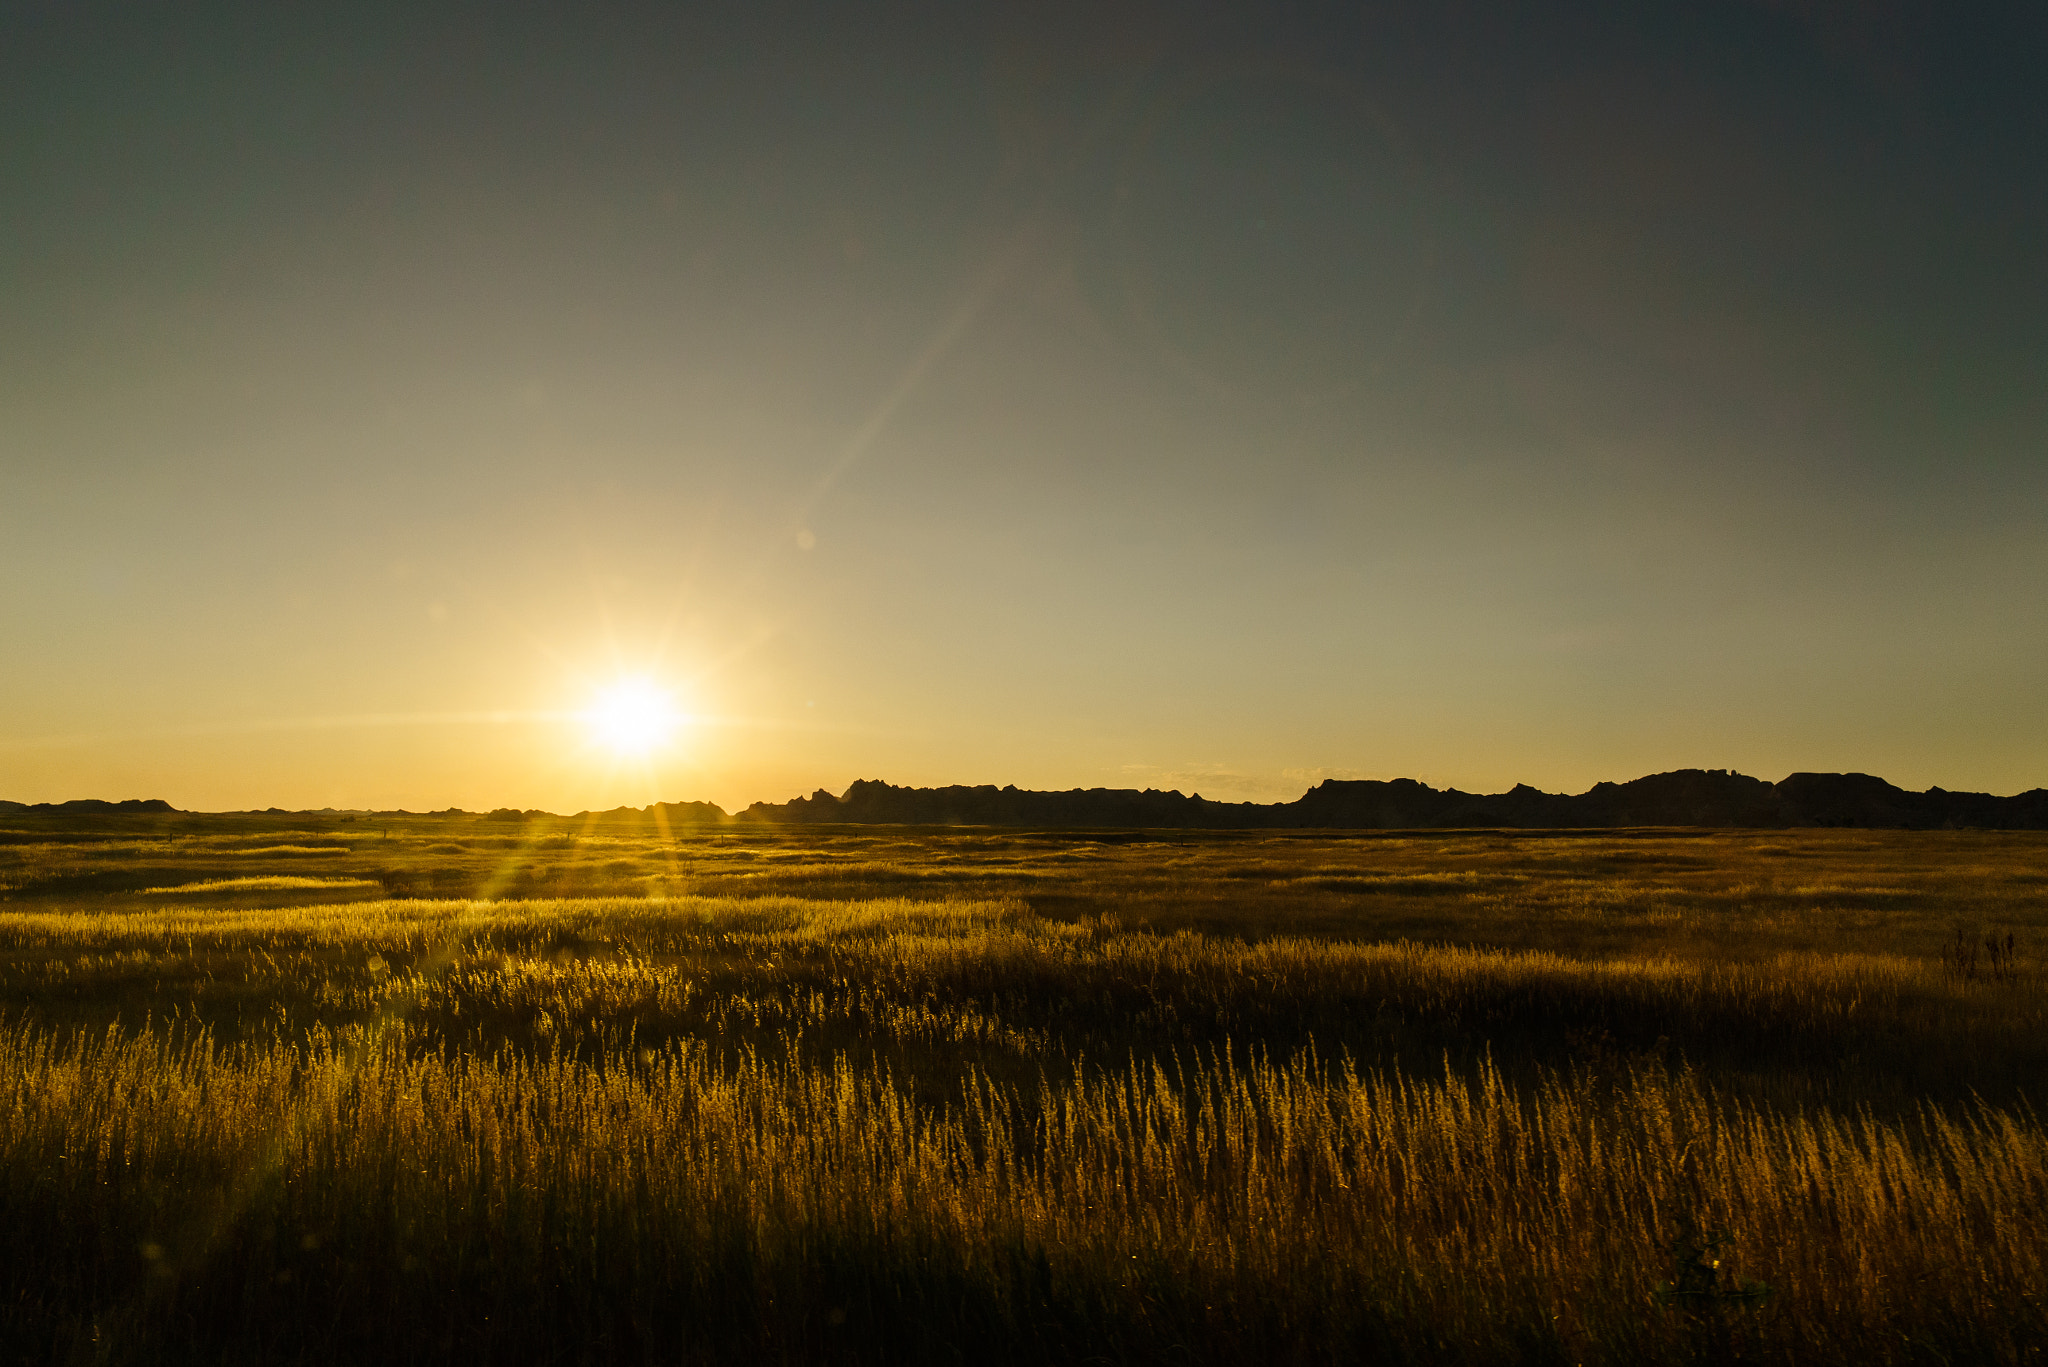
<box><xmin>3</xmin><ymin>1010</ymin><xmax>2041</xmax><ymax>1364</ymax></box>
<box><xmin>141</xmin><ymin>876</ymin><xmax>384</xmax><ymax>894</ymax></box>
<box><xmin>0</xmin><ymin>821</ymin><xmax>2043</xmax><ymax>1363</ymax></box>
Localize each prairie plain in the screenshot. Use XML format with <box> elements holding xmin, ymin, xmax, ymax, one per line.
<box><xmin>1</xmin><ymin>811</ymin><xmax>2044</xmax><ymax>1364</ymax></box>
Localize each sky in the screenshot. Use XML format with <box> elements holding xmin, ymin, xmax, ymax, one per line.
<box><xmin>3</xmin><ymin>0</ymin><xmax>2045</xmax><ymax>813</ymax></box>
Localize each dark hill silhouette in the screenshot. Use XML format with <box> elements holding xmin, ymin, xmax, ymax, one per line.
<box><xmin>0</xmin><ymin>798</ymin><xmax>177</xmax><ymax>815</ymax></box>
<box><xmin>738</xmin><ymin>770</ymin><xmax>2048</xmax><ymax>830</ymax></box>
<box><xmin>8</xmin><ymin>774</ymin><xmax>2046</xmax><ymax>829</ymax></box>
<box><xmin>574</xmin><ymin>800</ymin><xmax>730</xmax><ymax>825</ymax></box>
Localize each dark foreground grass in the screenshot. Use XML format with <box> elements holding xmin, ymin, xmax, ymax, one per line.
<box><xmin>0</xmin><ymin>819</ymin><xmax>2044</xmax><ymax>1364</ymax></box>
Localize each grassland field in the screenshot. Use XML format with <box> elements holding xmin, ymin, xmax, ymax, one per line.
<box><xmin>1</xmin><ymin>811</ymin><xmax>2044</xmax><ymax>1364</ymax></box>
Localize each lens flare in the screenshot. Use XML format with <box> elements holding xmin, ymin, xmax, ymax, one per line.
<box><xmin>584</xmin><ymin>679</ymin><xmax>680</xmax><ymax>757</ymax></box>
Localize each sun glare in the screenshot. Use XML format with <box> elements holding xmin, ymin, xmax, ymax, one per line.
<box><xmin>584</xmin><ymin>679</ymin><xmax>681</xmax><ymax>758</ymax></box>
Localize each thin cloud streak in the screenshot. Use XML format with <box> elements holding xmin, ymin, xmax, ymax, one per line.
<box><xmin>0</xmin><ymin>708</ymin><xmax>886</xmax><ymax>753</ymax></box>
<box><xmin>0</xmin><ymin>712</ymin><xmax>568</xmax><ymax>752</ymax></box>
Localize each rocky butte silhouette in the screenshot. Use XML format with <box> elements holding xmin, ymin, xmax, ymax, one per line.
<box><xmin>7</xmin><ymin>773</ymin><xmax>2047</xmax><ymax>828</ymax></box>
<box><xmin>0</xmin><ymin>799</ymin><xmax>176</xmax><ymax>816</ymax></box>
<box><xmin>732</xmin><ymin>769</ymin><xmax>2048</xmax><ymax>830</ymax></box>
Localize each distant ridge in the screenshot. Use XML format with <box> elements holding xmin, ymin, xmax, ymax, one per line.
<box><xmin>737</xmin><ymin>770</ymin><xmax>2048</xmax><ymax>830</ymax></box>
<box><xmin>7</xmin><ymin>773</ymin><xmax>2047</xmax><ymax>829</ymax></box>
<box><xmin>0</xmin><ymin>798</ymin><xmax>176</xmax><ymax>816</ymax></box>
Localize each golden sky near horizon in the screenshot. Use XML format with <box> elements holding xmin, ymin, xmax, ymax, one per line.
<box><xmin>4</xmin><ymin>2</ymin><xmax>2045</xmax><ymax>813</ymax></box>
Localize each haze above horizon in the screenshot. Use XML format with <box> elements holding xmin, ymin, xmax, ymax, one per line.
<box><xmin>4</xmin><ymin>1</ymin><xmax>2043</xmax><ymax>814</ymax></box>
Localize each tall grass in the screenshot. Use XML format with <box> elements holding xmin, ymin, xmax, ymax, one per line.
<box><xmin>2</xmin><ymin>1013</ymin><xmax>2041</xmax><ymax>1365</ymax></box>
<box><xmin>1</xmin><ymin>893</ymin><xmax>2040</xmax><ymax>1108</ymax></box>
<box><xmin>0</xmin><ymin>825</ymin><xmax>2043</xmax><ymax>1362</ymax></box>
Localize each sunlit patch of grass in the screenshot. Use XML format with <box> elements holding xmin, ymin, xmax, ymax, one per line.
<box><xmin>140</xmin><ymin>877</ymin><xmax>384</xmax><ymax>894</ymax></box>
<box><xmin>217</xmin><ymin>844</ymin><xmax>354</xmax><ymax>855</ymax></box>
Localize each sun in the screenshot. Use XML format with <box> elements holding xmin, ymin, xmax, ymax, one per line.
<box><xmin>584</xmin><ymin>678</ymin><xmax>682</xmax><ymax>758</ymax></box>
